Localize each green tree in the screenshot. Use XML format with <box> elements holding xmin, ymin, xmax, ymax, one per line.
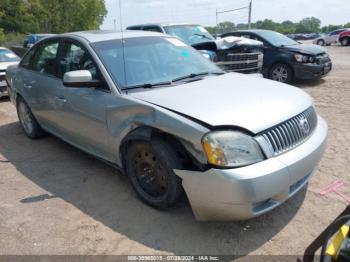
<box><xmin>253</xmin><ymin>19</ymin><xmax>278</xmax><ymax>31</ymax></box>
<box><xmin>321</xmin><ymin>25</ymin><xmax>343</xmax><ymax>33</ymax></box>
<box><xmin>0</xmin><ymin>28</ymin><xmax>5</xmax><ymax>42</ymax></box>
<box><xmin>37</xmin><ymin>0</ymin><xmax>107</xmax><ymax>33</ymax></box>
<box><xmin>343</xmin><ymin>22</ymin><xmax>350</xmax><ymax>28</ymax></box>
<box><xmin>295</xmin><ymin>17</ymin><xmax>321</xmax><ymax>33</ymax></box>
<box><xmin>0</xmin><ymin>0</ymin><xmax>28</xmax><ymax>33</ymax></box>
<box><xmin>279</xmin><ymin>20</ymin><xmax>297</xmax><ymax>34</ymax></box>
<box><xmin>0</xmin><ymin>0</ymin><xmax>107</xmax><ymax>34</ymax></box>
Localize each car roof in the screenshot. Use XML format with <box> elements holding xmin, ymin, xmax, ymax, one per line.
<box><xmin>225</xmin><ymin>29</ymin><xmax>272</xmax><ymax>34</ymax></box>
<box><xmin>58</xmin><ymin>30</ymin><xmax>167</xmax><ymax>43</ymax></box>
<box><xmin>27</xmin><ymin>33</ymin><xmax>55</xmax><ymax>37</ymax></box>
<box><xmin>127</xmin><ymin>23</ymin><xmax>200</xmax><ymax>28</ymax></box>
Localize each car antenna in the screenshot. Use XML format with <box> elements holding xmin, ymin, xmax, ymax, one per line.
<box><xmin>118</xmin><ymin>0</ymin><xmax>128</xmax><ymax>94</ymax></box>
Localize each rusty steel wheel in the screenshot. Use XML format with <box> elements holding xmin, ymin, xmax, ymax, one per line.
<box><xmin>125</xmin><ymin>139</ymin><xmax>183</xmax><ymax>209</ymax></box>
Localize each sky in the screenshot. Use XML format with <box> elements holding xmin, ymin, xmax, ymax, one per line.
<box><xmin>101</xmin><ymin>0</ymin><xmax>350</xmax><ymax>30</ymax></box>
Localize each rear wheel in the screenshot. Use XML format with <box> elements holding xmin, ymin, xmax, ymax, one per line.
<box><xmin>16</xmin><ymin>97</ymin><xmax>45</xmax><ymax>139</ymax></box>
<box><xmin>125</xmin><ymin>139</ymin><xmax>183</xmax><ymax>209</ymax></box>
<box><xmin>269</xmin><ymin>63</ymin><xmax>293</xmax><ymax>84</ymax></box>
<box><xmin>341</xmin><ymin>38</ymin><xmax>349</xmax><ymax>46</ymax></box>
<box><xmin>317</xmin><ymin>39</ymin><xmax>325</xmax><ymax>46</ymax></box>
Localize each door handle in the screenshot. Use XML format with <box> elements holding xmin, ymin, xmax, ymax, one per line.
<box><xmin>54</xmin><ymin>96</ymin><xmax>67</xmax><ymax>103</ymax></box>
<box><xmin>23</xmin><ymin>84</ymin><xmax>32</xmax><ymax>89</ymax></box>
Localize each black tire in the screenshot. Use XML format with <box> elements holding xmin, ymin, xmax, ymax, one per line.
<box><xmin>125</xmin><ymin>139</ymin><xmax>183</xmax><ymax>209</ymax></box>
<box><xmin>317</xmin><ymin>39</ymin><xmax>325</xmax><ymax>46</ymax></box>
<box><xmin>269</xmin><ymin>63</ymin><xmax>293</xmax><ymax>84</ymax></box>
<box><xmin>341</xmin><ymin>37</ymin><xmax>349</xmax><ymax>46</ymax></box>
<box><xmin>16</xmin><ymin>97</ymin><xmax>45</xmax><ymax>139</ymax></box>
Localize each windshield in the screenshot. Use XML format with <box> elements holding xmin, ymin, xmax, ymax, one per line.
<box><xmin>92</xmin><ymin>36</ymin><xmax>222</xmax><ymax>90</ymax></box>
<box><xmin>0</xmin><ymin>49</ymin><xmax>20</xmax><ymax>62</ymax></box>
<box><xmin>164</xmin><ymin>25</ymin><xmax>215</xmax><ymax>46</ymax></box>
<box><xmin>258</xmin><ymin>30</ymin><xmax>298</xmax><ymax>47</ymax></box>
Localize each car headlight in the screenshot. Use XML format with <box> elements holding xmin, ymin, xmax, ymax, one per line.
<box><xmin>201</xmin><ymin>53</ymin><xmax>211</xmax><ymax>60</ymax></box>
<box><xmin>308</xmin><ymin>56</ymin><xmax>316</xmax><ymax>63</ymax></box>
<box><xmin>294</xmin><ymin>54</ymin><xmax>315</xmax><ymax>63</ymax></box>
<box><xmin>202</xmin><ymin>131</ymin><xmax>265</xmax><ymax>168</ymax></box>
<box><xmin>294</xmin><ymin>54</ymin><xmax>309</xmax><ymax>63</ymax></box>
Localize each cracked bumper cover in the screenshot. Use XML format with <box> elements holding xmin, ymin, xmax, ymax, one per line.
<box><xmin>175</xmin><ymin>117</ymin><xmax>328</xmax><ymax>221</ymax></box>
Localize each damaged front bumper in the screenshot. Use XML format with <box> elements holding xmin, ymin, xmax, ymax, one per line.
<box><xmin>175</xmin><ymin>117</ymin><xmax>328</xmax><ymax>221</ymax></box>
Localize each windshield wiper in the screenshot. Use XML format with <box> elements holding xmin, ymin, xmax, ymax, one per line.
<box><xmin>172</xmin><ymin>72</ymin><xmax>224</xmax><ymax>83</ymax></box>
<box><xmin>122</xmin><ymin>71</ymin><xmax>224</xmax><ymax>90</ymax></box>
<box><xmin>122</xmin><ymin>81</ymin><xmax>173</xmax><ymax>91</ymax></box>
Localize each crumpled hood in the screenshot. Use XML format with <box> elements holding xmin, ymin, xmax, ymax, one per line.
<box><xmin>130</xmin><ymin>73</ymin><xmax>313</xmax><ymax>134</ymax></box>
<box><xmin>192</xmin><ymin>36</ymin><xmax>263</xmax><ymax>52</ymax></box>
<box><xmin>283</xmin><ymin>44</ymin><xmax>326</xmax><ymax>56</ymax></box>
<box><xmin>215</xmin><ymin>36</ymin><xmax>263</xmax><ymax>50</ymax></box>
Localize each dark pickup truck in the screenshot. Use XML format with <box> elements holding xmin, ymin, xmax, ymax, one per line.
<box><xmin>126</xmin><ymin>23</ymin><xmax>264</xmax><ymax>74</ymax></box>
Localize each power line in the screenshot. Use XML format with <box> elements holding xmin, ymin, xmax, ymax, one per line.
<box><xmin>215</xmin><ymin>0</ymin><xmax>252</xmax><ymax>32</ymax></box>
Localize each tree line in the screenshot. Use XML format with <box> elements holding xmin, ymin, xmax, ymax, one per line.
<box><xmin>206</xmin><ymin>17</ymin><xmax>350</xmax><ymax>35</ymax></box>
<box><xmin>0</xmin><ymin>0</ymin><xmax>107</xmax><ymax>42</ymax></box>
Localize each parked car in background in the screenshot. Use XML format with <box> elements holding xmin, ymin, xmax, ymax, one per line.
<box><xmin>6</xmin><ymin>31</ymin><xmax>328</xmax><ymax>221</ymax></box>
<box><xmin>313</xmin><ymin>29</ymin><xmax>349</xmax><ymax>46</ymax></box>
<box><xmin>23</xmin><ymin>34</ymin><xmax>55</xmax><ymax>48</ymax></box>
<box><xmin>287</xmin><ymin>33</ymin><xmax>320</xmax><ymax>41</ymax></box>
<box><xmin>339</xmin><ymin>30</ymin><xmax>350</xmax><ymax>46</ymax></box>
<box><xmin>0</xmin><ymin>47</ymin><xmax>20</xmax><ymax>97</ymax></box>
<box><xmin>127</xmin><ymin>23</ymin><xmax>264</xmax><ymax>74</ymax></box>
<box><xmin>222</xmin><ymin>30</ymin><xmax>332</xmax><ymax>83</ymax></box>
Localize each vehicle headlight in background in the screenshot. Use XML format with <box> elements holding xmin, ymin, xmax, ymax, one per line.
<box><xmin>199</xmin><ymin>50</ymin><xmax>217</xmax><ymax>61</ymax></box>
<box><xmin>202</xmin><ymin>131</ymin><xmax>265</xmax><ymax>168</ymax></box>
<box><xmin>294</xmin><ymin>53</ymin><xmax>316</xmax><ymax>63</ymax></box>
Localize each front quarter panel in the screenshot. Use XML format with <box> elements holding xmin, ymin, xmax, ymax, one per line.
<box><xmin>105</xmin><ymin>95</ymin><xmax>210</xmax><ymax>166</ymax></box>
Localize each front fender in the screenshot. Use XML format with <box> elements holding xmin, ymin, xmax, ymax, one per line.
<box><xmin>106</xmin><ymin>95</ymin><xmax>210</xmax><ymax>167</ymax></box>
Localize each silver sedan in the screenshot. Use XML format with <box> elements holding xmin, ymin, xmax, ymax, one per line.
<box><xmin>6</xmin><ymin>31</ymin><xmax>327</xmax><ymax>221</ymax></box>
<box><xmin>313</xmin><ymin>29</ymin><xmax>349</xmax><ymax>46</ymax></box>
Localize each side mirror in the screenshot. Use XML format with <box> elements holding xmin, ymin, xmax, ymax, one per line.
<box><xmin>63</xmin><ymin>70</ymin><xmax>101</xmax><ymax>88</ymax></box>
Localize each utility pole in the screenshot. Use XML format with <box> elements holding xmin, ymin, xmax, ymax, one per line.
<box><xmin>215</xmin><ymin>8</ymin><xmax>218</xmax><ymax>35</ymax></box>
<box><xmin>248</xmin><ymin>0</ymin><xmax>252</xmax><ymax>29</ymax></box>
<box><xmin>216</xmin><ymin>3</ymin><xmax>251</xmax><ymax>32</ymax></box>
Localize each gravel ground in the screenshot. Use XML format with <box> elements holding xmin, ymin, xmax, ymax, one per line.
<box><xmin>0</xmin><ymin>44</ymin><xmax>349</xmax><ymax>259</ymax></box>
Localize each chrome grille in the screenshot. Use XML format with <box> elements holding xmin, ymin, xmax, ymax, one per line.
<box><xmin>256</xmin><ymin>107</ymin><xmax>318</xmax><ymax>156</ymax></box>
<box><xmin>215</xmin><ymin>53</ymin><xmax>263</xmax><ymax>73</ymax></box>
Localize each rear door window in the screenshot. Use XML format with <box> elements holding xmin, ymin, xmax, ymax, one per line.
<box><xmin>20</xmin><ymin>48</ymin><xmax>37</xmax><ymax>69</ymax></box>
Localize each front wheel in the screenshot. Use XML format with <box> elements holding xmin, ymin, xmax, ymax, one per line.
<box><xmin>269</xmin><ymin>63</ymin><xmax>293</xmax><ymax>84</ymax></box>
<box><xmin>317</xmin><ymin>39</ymin><xmax>325</xmax><ymax>46</ymax></box>
<box><xmin>125</xmin><ymin>139</ymin><xmax>183</xmax><ymax>209</ymax></box>
<box><xmin>341</xmin><ymin>38</ymin><xmax>349</xmax><ymax>46</ymax></box>
<box><xmin>17</xmin><ymin>98</ymin><xmax>45</xmax><ymax>139</ymax></box>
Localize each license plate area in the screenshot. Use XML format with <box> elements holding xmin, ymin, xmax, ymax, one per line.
<box><xmin>324</xmin><ymin>62</ymin><xmax>332</xmax><ymax>74</ymax></box>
